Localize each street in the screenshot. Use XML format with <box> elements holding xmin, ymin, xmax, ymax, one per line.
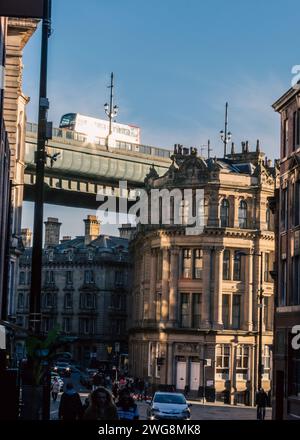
<box><xmin>50</xmin><ymin>374</ymin><xmax>271</xmax><ymax>420</ymax></box>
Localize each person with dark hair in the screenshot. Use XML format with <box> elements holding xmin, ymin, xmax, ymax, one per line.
<box><xmin>58</xmin><ymin>383</ymin><xmax>83</xmax><ymax>420</ymax></box>
<box><xmin>256</xmin><ymin>388</ymin><xmax>268</xmax><ymax>420</ymax></box>
<box><xmin>83</xmin><ymin>386</ymin><xmax>118</xmax><ymax>420</ymax></box>
<box><xmin>51</xmin><ymin>377</ymin><xmax>60</xmax><ymax>402</ymax></box>
<box><xmin>92</xmin><ymin>370</ymin><xmax>104</xmax><ymax>391</ymax></box>
<box><xmin>82</xmin><ymin>397</ymin><xmax>90</xmax><ymax>412</ymax></box>
<box><xmin>116</xmin><ymin>389</ymin><xmax>139</xmax><ymax>420</ymax></box>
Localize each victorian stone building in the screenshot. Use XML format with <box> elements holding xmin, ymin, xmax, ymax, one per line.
<box><xmin>0</xmin><ymin>17</ymin><xmax>38</xmax><ymax>368</ymax></box>
<box><xmin>16</xmin><ymin>215</ymin><xmax>131</xmax><ymax>367</ymax></box>
<box><xmin>129</xmin><ymin>143</ymin><xmax>275</xmax><ymax>404</ymax></box>
<box><xmin>1</xmin><ymin>17</ymin><xmax>38</xmax><ymax>321</ymax></box>
<box><xmin>272</xmin><ymin>85</ymin><xmax>300</xmax><ymax>419</ymax></box>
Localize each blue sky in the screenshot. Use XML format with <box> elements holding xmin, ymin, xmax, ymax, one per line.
<box><xmin>22</xmin><ymin>0</ymin><xmax>299</xmax><ymax>238</ymax></box>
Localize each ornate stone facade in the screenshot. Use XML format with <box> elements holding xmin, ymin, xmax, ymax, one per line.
<box><xmin>129</xmin><ymin>143</ymin><xmax>275</xmax><ymax>404</ymax></box>
<box><xmin>2</xmin><ymin>18</ymin><xmax>38</xmax><ymax>320</ymax></box>
<box><xmin>16</xmin><ymin>216</ymin><xmax>131</xmax><ymax>367</ymax></box>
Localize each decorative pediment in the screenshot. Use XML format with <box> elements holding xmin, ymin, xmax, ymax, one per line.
<box><xmin>144</xmin><ymin>164</ymin><xmax>159</xmax><ymax>186</ymax></box>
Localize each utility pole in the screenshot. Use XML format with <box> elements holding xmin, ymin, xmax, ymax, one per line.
<box><xmin>258</xmin><ymin>252</ymin><xmax>264</xmax><ymax>390</ymax></box>
<box><xmin>29</xmin><ymin>0</ymin><xmax>51</xmax><ymax>333</ymax></box>
<box><xmin>28</xmin><ymin>0</ymin><xmax>52</xmax><ymax>420</ymax></box>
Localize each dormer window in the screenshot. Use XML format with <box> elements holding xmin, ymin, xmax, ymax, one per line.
<box><xmin>68</xmin><ymin>250</ymin><xmax>73</xmax><ymax>262</ymax></box>
<box><xmin>48</xmin><ymin>250</ymin><xmax>54</xmax><ymax>262</ymax></box>
<box><xmin>88</xmin><ymin>250</ymin><xmax>93</xmax><ymax>261</ymax></box>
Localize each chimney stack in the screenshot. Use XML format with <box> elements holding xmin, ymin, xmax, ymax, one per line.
<box><xmin>256</xmin><ymin>139</ymin><xmax>260</xmax><ymax>153</ymax></box>
<box><xmin>231</xmin><ymin>142</ymin><xmax>235</xmax><ymax>155</ymax></box>
<box><xmin>84</xmin><ymin>215</ymin><xmax>100</xmax><ymax>245</ymax></box>
<box><xmin>44</xmin><ymin>217</ymin><xmax>61</xmax><ymax>248</ymax></box>
<box><xmin>21</xmin><ymin>228</ymin><xmax>32</xmax><ymax>248</ymax></box>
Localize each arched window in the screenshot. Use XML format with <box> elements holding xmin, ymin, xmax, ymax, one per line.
<box><xmin>238</xmin><ymin>200</ymin><xmax>248</xmax><ymax>229</ymax></box>
<box><xmin>220</xmin><ymin>199</ymin><xmax>229</xmax><ymax>227</ymax></box>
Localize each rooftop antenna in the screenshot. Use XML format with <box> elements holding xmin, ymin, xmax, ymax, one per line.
<box><xmin>219</xmin><ymin>102</ymin><xmax>232</xmax><ymax>158</ymax></box>
<box><xmin>200</xmin><ymin>145</ymin><xmax>206</xmax><ymax>156</ymax></box>
<box><xmin>104</xmin><ymin>72</ymin><xmax>119</xmax><ymax>149</ymax></box>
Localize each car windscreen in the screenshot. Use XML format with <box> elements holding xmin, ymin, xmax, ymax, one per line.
<box><xmin>154</xmin><ymin>394</ymin><xmax>186</xmax><ymax>404</ymax></box>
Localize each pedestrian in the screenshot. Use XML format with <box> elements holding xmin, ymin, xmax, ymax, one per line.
<box><xmin>83</xmin><ymin>386</ymin><xmax>119</xmax><ymax>420</ymax></box>
<box><xmin>51</xmin><ymin>377</ymin><xmax>60</xmax><ymax>402</ymax></box>
<box><xmin>58</xmin><ymin>382</ymin><xmax>83</xmax><ymax>420</ymax></box>
<box><xmin>144</xmin><ymin>380</ymin><xmax>149</xmax><ymax>401</ymax></box>
<box><xmin>92</xmin><ymin>370</ymin><xmax>103</xmax><ymax>391</ymax></box>
<box><xmin>82</xmin><ymin>397</ymin><xmax>90</xmax><ymax>413</ymax></box>
<box><xmin>256</xmin><ymin>388</ymin><xmax>268</xmax><ymax>420</ymax></box>
<box><xmin>112</xmin><ymin>381</ymin><xmax>119</xmax><ymax>400</ymax></box>
<box><xmin>184</xmin><ymin>384</ymin><xmax>190</xmax><ymax>398</ymax></box>
<box><xmin>116</xmin><ymin>389</ymin><xmax>139</xmax><ymax>420</ymax></box>
<box><xmin>137</xmin><ymin>379</ymin><xmax>144</xmax><ymax>401</ymax></box>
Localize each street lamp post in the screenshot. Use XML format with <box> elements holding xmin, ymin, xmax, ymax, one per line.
<box><xmin>237</xmin><ymin>251</ymin><xmax>264</xmax><ymax>392</ymax></box>
<box><xmin>219</xmin><ymin>102</ymin><xmax>232</xmax><ymax>158</ymax></box>
<box><xmin>27</xmin><ymin>0</ymin><xmax>52</xmax><ymax>420</ymax></box>
<box><xmin>29</xmin><ymin>0</ymin><xmax>51</xmax><ymax>334</ymax></box>
<box><xmin>104</xmin><ymin>72</ymin><xmax>118</xmax><ymax>149</ymax></box>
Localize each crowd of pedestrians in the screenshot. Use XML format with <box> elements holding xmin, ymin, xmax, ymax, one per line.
<box><xmin>56</xmin><ymin>371</ymin><xmax>149</xmax><ymax>420</ymax></box>
<box><xmin>55</xmin><ymin>368</ymin><xmax>270</xmax><ymax>420</ymax></box>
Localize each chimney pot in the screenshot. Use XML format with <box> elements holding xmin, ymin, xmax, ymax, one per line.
<box><xmin>21</xmin><ymin>228</ymin><xmax>32</xmax><ymax>248</ymax></box>
<box><xmin>44</xmin><ymin>217</ymin><xmax>61</xmax><ymax>248</ymax></box>
<box><xmin>84</xmin><ymin>215</ymin><xmax>100</xmax><ymax>245</ymax></box>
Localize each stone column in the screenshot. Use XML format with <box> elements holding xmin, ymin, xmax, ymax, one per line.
<box><xmin>161</xmin><ymin>247</ymin><xmax>170</xmax><ymax>321</ymax></box>
<box><xmin>149</xmin><ymin>249</ymin><xmax>157</xmax><ymax>322</ymax></box>
<box><xmin>169</xmin><ymin>248</ymin><xmax>179</xmax><ymax>324</ymax></box>
<box><xmin>213</xmin><ymin>247</ymin><xmax>224</xmax><ymax>328</ymax></box>
<box><xmin>233</xmin><ymin>196</ymin><xmax>239</xmax><ymax>228</ymax></box>
<box><xmin>202</xmin><ymin>247</ymin><xmax>212</xmax><ymax>328</ymax></box>
<box><xmin>244</xmin><ymin>252</ymin><xmax>253</xmax><ymax>331</ymax></box>
<box><xmin>231</xmin><ymin>343</ymin><xmax>237</xmax><ymax>404</ymax></box>
<box><xmin>252</xmin><ymin>252</ymin><xmax>260</xmax><ymax>331</ymax></box>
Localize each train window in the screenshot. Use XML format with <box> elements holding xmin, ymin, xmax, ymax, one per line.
<box><xmin>60</xmin><ymin>113</ymin><xmax>76</xmax><ymax>128</ymax></box>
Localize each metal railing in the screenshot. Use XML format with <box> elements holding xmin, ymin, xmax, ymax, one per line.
<box><xmin>26</xmin><ymin>122</ymin><xmax>171</xmax><ymax>159</ymax></box>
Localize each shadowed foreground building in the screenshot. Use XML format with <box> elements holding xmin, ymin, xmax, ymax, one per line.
<box><xmin>129</xmin><ymin>143</ymin><xmax>275</xmax><ymax>404</ymax></box>
<box><xmin>16</xmin><ymin>216</ymin><xmax>131</xmax><ymax>367</ymax></box>
<box><xmin>272</xmin><ymin>85</ymin><xmax>300</xmax><ymax>419</ymax></box>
